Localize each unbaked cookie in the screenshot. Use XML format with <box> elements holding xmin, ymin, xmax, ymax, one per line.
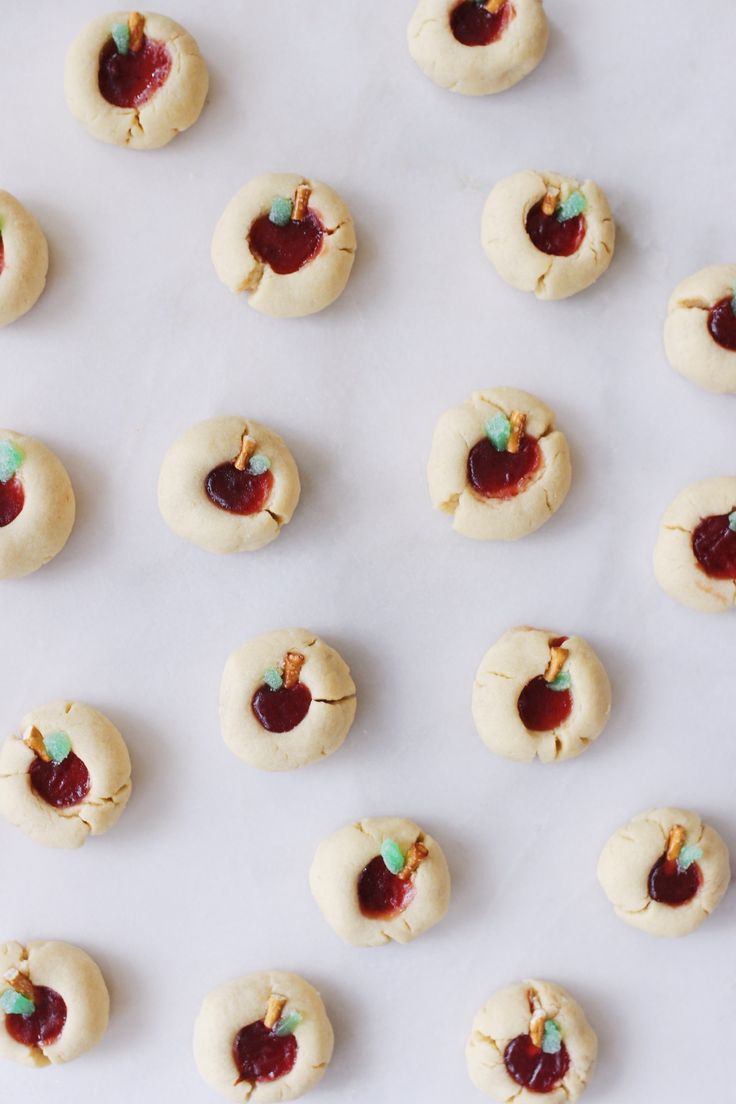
<box><xmin>427</xmin><ymin>388</ymin><xmax>571</xmax><ymax>540</ymax></box>
<box><xmin>0</xmin><ymin>191</ymin><xmax>48</xmax><ymax>327</ymax></box>
<box><xmin>408</xmin><ymin>0</ymin><xmax>548</xmax><ymax>96</ymax></box>
<box><xmin>158</xmin><ymin>417</ymin><xmax>300</xmax><ymax>554</ymax></box>
<box><xmin>220</xmin><ymin>629</ymin><xmax>356</xmax><ymax>771</ymax></box>
<box><xmin>0</xmin><ymin>940</ymin><xmax>109</xmax><ymax>1067</ymax></box>
<box><xmin>482</xmin><ymin>171</ymin><xmax>615</xmax><ymax>300</ymax></box>
<box><xmin>193</xmin><ymin>970</ymin><xmax>333</xmax><ymax>1102</ymax></box>
<box><xmin>597</xmin><ymin>807</ymin><xmax>730</xmax><ymax>938</ymax></box>
<box><xmin>472</xmin><ymin>627</ymin><xmax>611</xmax><ymax>763</ymax></box>
<box><xmin>309</xmin><ymin>817</ymin><xmax>450</xmax><ymax>946</ymax></box>
<box><xmin>65</xmin><ymin>11</ymin><xmax>208</xmax><ymax>150</ymax></box>
<box><xmin>653</xmin><ymin>477</ymin><xmax>736</xmax><ymax>613</ymax></box>
<box><xmin>212</xmin><ymin>174</ymin><xmax>357</xmax><ymax>318</ymax></box>
<box><xmin>0</xmin><ymin>431</ymin><xmax>75</xmax><ymax>579</ymax></box>
<box><xmin>466</xmin><ymin>979</ymin><xmax>597</xmax><ymax>1102</ymax></box>
<box><xmin>664</xmin><ymin>265</ymin><xmax>736</xmax><ymax>393</ymax></box>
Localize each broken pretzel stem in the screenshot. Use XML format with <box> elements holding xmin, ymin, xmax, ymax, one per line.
<box><xmin>541</xmin><ymin>189</ymin><xmax>560</xmax><ymax>217</ymax></box>
<box><xmin>507</xmin><ymin>411</ymin><xmax>526</xmax><ymax>454</ymax></box>
<box><xmin>233</xmin><ymin>434</ymin><xmax>257</xmax><ymax>472</ymax></box>
<box><xmin>128</xmin><ymin>11</ymin><xmax>145</xmax><ymax>52</ymax></box>
<box><xmin>282</xmin><ymin>652</ymin><xmax>306</xmax><ymax>690</ymax></box>
<box><xmin>666</xmin><ymin>824</ymin><xmax>687</xmax><ymax>864</ymax></box>
<box><xmin>485</xmin><ymin>0</ymin><xmax>506</xmax><ymax>11</ymax></box>
<box><xmin>3</xmin><ymin>968</ymin><xmax>34</xmax><ymax>1002</ymax></box>
<box><xmin>544</xmin><ymin>646</ymin><xmax>569</xmax><ymax>684</ymax></box>
<box><xmin>23</xmin><ymin>725</ymin><xmax>51</xmax><ymax>763</ymax></box>
<box><xmin>263</xmin><ymin>994</ymin><xmax>287</xmax><ymax>1030</ymax></box>
<box><xmin>398</xmin><ymin>841</ymin><xmax>429</xmax><ymax>882</ymax></box>
<box><xmin>292</xmin><ymin>185</ymin><xmax>311</xmax><ymax>223</ymax></box>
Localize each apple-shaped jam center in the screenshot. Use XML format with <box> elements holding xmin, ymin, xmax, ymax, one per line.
<box><xmin>357</xmin><ymin>855</ymin><xmax>416</xmax><ymax>919</ymax></box>
<box><xmin>517</xmin><ymin>640</ymin><xmax>572</xmax><ymax>732</ymax></box>
<box><xmin>205</xmin><ymin>434</ymin><xmax>274</xmax><ymax>516</ymax></box>
<box><xmin>526</xmin><ymin>190</ymin><xmax>587</xmax><ymax>258</ymax></box>
<box><xmin>692</xmin><ymin>511</ymin><xmax>736</xmax><ymax>579</ymax></box>
<box><xmin>98</xmin><ymin>31</ymin><xmax>171</xmax><ymax>109</ymax></box>
<box><xmin>450</xmin><ymin>0</ymin><xmax>512</xmax><ymax>47</ymax></box>
<box><xmin>251</xmin><ymin>651</ymin><xmax>312</xmax><ymax>733</ymax></box>
<box><xmin>249</xmin><ymin>185</ymin><xmax>324</xmax><ymax>276</ymax></box>
<box><xmin>30</xmin><ymin>753</ymin><xmax>90</xmax><ymax>809</ymax></box>
<box><xmin>4</xmin><ymin>985</ymin><xmax>67</xmax><ymax>1048</ymax></box>
<box><xmin>0</xmin><ymin>476</ymin><xmax>24</xmax><ymax>528</ymax></box>
<box><xmin>468</xmin><ymin>411</ymin><xmax>541</xmax><ymax>499</ymax></box>
<box><xmin>233</xmin><ymin>1020</ymin><xmax>298</xmax><ymax>1084</ymax></box>
<box><xmin>708</xmin><ymin>297</ymin><xmax>736</xmax><ymax>352</ymax></box>
<box><xmin>504</xmin><ymin>1033</ymin><xmax>570</xmax><ymax>1094</ymax></box>
<box><xmin>648</xmin><ymin>826</ymin><xmax>703</xmax><ymax>907</ymax></box>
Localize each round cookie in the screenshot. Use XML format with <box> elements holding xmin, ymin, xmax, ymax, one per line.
<box><xmin>211</xmin><ymin>174</ymin><xmax>357</xmax><ymax>318</ymax></box>
<box><xmin>0</xmin><ymin>940</ymin><xmax>109</xmax><ymax>1068</ymax></box>
<box><xmin>408</xmin><ymin>0</ymin><xmax>548</xmax><ymax>97</ymax></box>
<box><xmin>427</xmin><ymin>387</ymin><xmax>571</xmax><ymax>540</ymax></box>
<box><xmin>472</xmin><ymin>627</ymin><xmax>611</xmax><ymax>763</ymax></box>
<box><xmin>64</xmin><ymin>10</ymin><xmax>209</xmax><ymax>150</ymax></box>
<box><xmin>482</xmin><ymin>170</ymin><xmax>615</xmax><ymax>300</ymax></box>
<box><xmin>193</xmin><ymin>970</ymin><xmax>333</xmax><ymax>1102</ymax></box>
<box><xmin>0</xmin><ymin>700</ymin><xmax>132</xmax><ymax>849</ymax></box>
<box><xmin>663</xmin><ymin>265</ymin><xmax>736</xmax><ymax>393</ymax></box>
<box><xmin>158</xmin><ymin>416</ymin><xmax>300</xmax><ymax>554</ymax></box>
<box><xmin>0</xmin><ymin>431</ymin><xmax>75</xmax><ymax>579</ymax></box>
<box><xmin>597</xmin><ymin>807</ymin><xmax>730</xmax><ymax>938</ymax></box>
<box><xmin>653</xmin><ymin>477</ymin><xmax>736</xmax><ymax>613</ymax></box>
<box><xmin>220</xmin><ymin>629</ymin><xmax>356</xmax><ymax>771</ymax></box>
<box><xmin>309</xmin><ymin>817</ymin><xmax>451</xmax><ymax>947</ymax></box>
<box><xmin>466</xmin><ymin>979</ymin><xmax>597</xmax><ymax>1102</ymax></box>
<box><xmin>0</xmin><ymin>191</ymin><xmax>48</xmax><ymax>327</ymax></box>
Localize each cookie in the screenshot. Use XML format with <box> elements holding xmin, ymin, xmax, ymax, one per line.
<box><xmin>158</xmin><ymin>417</ymin><xmax>300</xmax><ymax>554</ymax></box>
<box><xmin>0</xmin><ymin>941</ymin><xmax>109</xmax><ymax>1067</ymax></box>
<box><xmin>408</xmin><ymin>0</ymin><xmax>548</xmax><ymax>96</ymax></box>
<box><xmin>309</xmin><ymin>817</ymin><xmax>451</xmax><ymax>946</ymax></box>
<box><xmin>193</xmin><ymin>970</ymin><xmax>333</xmax><ymax>1102</ymax></box>
<box><xmin>466</xmin><ymin>979</ymin><xmax>597</xmax><ymax>1102</ymax></box>
<box><xmin>0</xmin><ymin>431</ymin><xmax>75</xmax><ymax>579</ymax></box>
<box><xmin>664</xmin><ymin>265</ymin><xmax>736</xmax><ymax>393</ymax></box>
<box><xmin>220</xmin><ymin>629</ymin><xmax>356</xmax><ymax>771</ymax></box>
<box><xmin>427</xmin><ymin>387</ymin><xmax>571</xmax><ymax>540</ymax></box>
<box><xmin>653</xmin><ymin>477</ymin><xmax>736</xmax><ymax>612</ymax></box>
<box><xmin>482</xmin><ymin>170</ymin><xmax>615</xmax><ymax>300</ymax></box>
<box><xmin>0</xmin><ymin>191</ymin><xmax>48</xmax><ymax>327</ymax></box>
<box><xmin>64</xmin><ymin>10</ymin><xmax>208</xmax><ymax>150</ymax></box>
<box><xmin>472</xmin><ymin>627</ymin><xmax>611</xmax><ymax>763</ymax></box>
<box><xmin>211</xmin><ymin>174</ymin><xmax>357</xmax><ymax>318</ymax></box>
<box><xmin>597</xmin><ymin>807</ymin><xmax>730</xmax><ymax>938</ymax></box>
<box><xmin>0</xmin><ymin>700</ymin><xmax>132</xmax><ymax>849</ymax></box>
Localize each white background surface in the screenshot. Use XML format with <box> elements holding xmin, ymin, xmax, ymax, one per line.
<box><xmin>2</xmin><ymin>1</ymin><xmax>735</xmax><ymax>1101</ymax></box>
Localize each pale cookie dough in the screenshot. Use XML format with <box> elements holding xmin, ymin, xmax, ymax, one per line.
<box><xmin>0</xmin><ymin>191</ymin><xmax>49</xmax><ymax>327</ymax></box>
<box><xmin>663</xmin><ymin>265</ymin><xmax>736</xmax><ymax>393</ymax></box>
<box><xmin>158</xmin><ymin>416</ymin><xmax>300</xmax><ymax>554</ymax></box>
<box><xmin>220</xmin><ymin>629</ymin><xmax>356</xmax><ymax>771</ymax></box>
<box><xmin>0</xmin><ymin>940</ymin><xmax>109</xmax><ymax>1067</ymax></box>
<box><xmin>0</xmin><ymin>431</ymin><xmax>75</xmax><ymax>580</ymax></box>
<box><xmin>211</xmin><ymin>173</ymin><xmax>356</xmax><ymax>318</ymax></box>
<box><xmin>466</xmin><ymin>979</ymin><xmax>597</xmax><ymax>1103</ymax></box>
<box><xmin>408</xmin><ymin>0</ymin><xmax>548</xmax><ymax>96</ymax></box>
<box><xmin>193</xmin><ymin>970</ymin><xmax>333</xmax><ymax>1103</ymax></box>
<box><xmin>309</xmin><ymin>816</ymin><xmax>451</xmax><ymax>947</ymax></box>
<box><xmin>427</xmin><ymin>387</ymin><xmax>571</xmax><ymax>540</ymax></box>
<box><xmin>0</xmin><ymin>700</ymin><xmax>132</xmax><ymax>849</ymax></box>
<box><xmin>653</xmin><ymin>477</ymin><xmax>736</xmax><ymax>613</ymax></box>
<box><xmin>597</xmin><ymin>807</ymin><xmax>730</xmax><ymax>938</ymax></box>
<box><xmin>64</xmin><ymin>11</ymin><xmax>209</xmax><ymax>150</ymax></box>
<box><xmin>482</xmin><ymin>170</ymin><xmax>615</xmax><ymax>300</ymax></box>
<box><xmin>472</xmin><ymin>627</ymin><xmax>611</xmax><ymax>763</ymax></box>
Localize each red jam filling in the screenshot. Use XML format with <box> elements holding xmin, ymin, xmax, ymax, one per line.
<box><xmin>205</xmin><ymin>463</ymin><xmax>274</xmax><ymax>516</ymax></box>
<box><xmin>504</xmin><ymin>1034</ymin><xmax>570</xmax><ymax>1094</ymax></box>
<box><xmin>98</xmin><ymin>37</ymin><xmax>172</xmax><ymax>109</ymax></box>
<box><xmin>692</xmin><ymin>513</ymin><xmax>736</xmax><ymax>579</ymax></box>
<box><xmin>0</xmin><ymin>477</ymin><xmax>24</xmax><ymax>527</ymax></box>
<box><xmin>648</xmin><ymin>854</ymin><xmax>702</xmax><ymax>906</ymax></box>
<box><xmin>357</xmin><ymin>855</ymin><xmax>416</xmax><ymax>920</ymax></box>
<box><xmin>5</xmin><ymin>986</ymin><xmax>67</xmax><ymax>1048</ymax></box>
<box><xmin>526</xmin><ymin>201</ymin><xmax>586</xmax><ymax>257</ymax></box>
<box><xmin>233</xmin><ymin>1020</ymin><xmax>298</xmax><ymax>1084</ymax></box>
<box><xmin>517</xmin><ymin>677</ymin><xmax>572</xmax><ymax>732</ymax></box>
<box><xmin>248</xmin><ymin>211</ymin><xmax>324</xmax><ymax>276</ymax></box>
<box><xmin>30</xmin><ymin>753</ymin><xmax>91</xmax><ymax>809</ymax></box>
<box><xmin>251</xmin><ymin>682</ymin><xmax>312</xmax><ymax>733</ymax></box>
<box><xmin>0</xmin><ymin>235</ymin><xmax>4</xmax><ymax>275</ymax></box>
<box><xmin>708</xmin><ymin>297</ymin><xmax>736</xmax><ymax>352</ymax></box>
<box><xmin>450</xmin><ymin>0</ymin><xmax>512</xmax><ymax>46</ymax></box>
<box><xmin>467</xmin><ymin>434</ymin><xmax>541</xmax><ymax>499</ymax></box>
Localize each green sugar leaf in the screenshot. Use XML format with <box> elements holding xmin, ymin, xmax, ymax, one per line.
<box><xmin>248</xmin><ymin>453</ymin><xmax>271</xmax><ymax>476</ymax></box>
<box><xmin>485</xmin><ymin>412</ymin><xmax>511</xmax><ymax>452</ymax></box>
<box><xmin>269</xmin><ymin>197</ymin><xmax>294</xmax><ymax>227</ymax></box>
<box><xmin>43</xmin><ymin>731</ymin><xmax>72</xmax><ymax>764</ymax></box>
<box><xmin>541</xmin><ymin>1019</ymin><xmax>563</xmax><ymax>1055</ymax></box>
<box><xmin>556</xmin><ymin>191</ymin><xmax>587</xmax><ymax>222</ymax></box>
<box><xmin>0</xmin><ymin>989</ymin><xmax>35</xmax><ymax>1016</ymax></box>
<box><xmin>381</xmin><ymin>838</ymin><xmax>405</xmax><ymax>876</ymax></box>
<box><xmin>728</xmin><ymin>511</ymin><xmax>736</xmax><ymax>533</ymax></box>
<box><xmin>0</xmin><ymin>440</ymin><xmax>24</xmax><ymax>483</ymax></box>
<box><xmin>274</xmin><ymin>1010</ymin><xmax>303</xmax><ymax>1037</ymax></box>
<box><xmin>548</xmin><ymin>670</ymin><xmax>571</xmax><ymax>692</ymax></box>
<box><xmin>111</xmin><ymin>22</ymin><xmax>130</xmax><ymax>54</ymax></box>
<box><xmin>263</xmin><ymin>667</ymin><xmax>283</xmax><ymax>691</ymax></box>
<box><xmin>677</xmin><ymin>844</ymin><xmax>703</xmax><ymax>872</ymax></box>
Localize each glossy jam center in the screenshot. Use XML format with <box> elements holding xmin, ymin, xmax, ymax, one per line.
<box><xmin>233</xmin><ymin>1020</ymin><xmax>298</xmax><ymax>1084</ymax></box>
<box><xmin>517</xmin><ymin>676</ymin><xmax>572</xmax><ymax>732</ymax></box>
<box><xmin>251</xmin><ymin>682</ymin><xmax>312</xmax><ymax>733</ymax></box>
<box><xmin>504</xmin><ymin>1035</ymin><xmax>570</xmax><ymax>1094</ymax></box>
<box><xmin>5</xmin><ymin>986</ymin><xmax>67</xmax><ymax>1048</ymax></box>
<box><xmin>526</xmin><ymin>201</ymin><xmax>586</xmax><ymax>257</ymax></box>
<box><xmin>205</xmin><ymin>464</ymin><xmax>274</xmax><ymax>516</ymax></box>
<box><xmin>450</xmin><ymin>0</ymin><xmax>511</xmax><ymax>46</ymax></box>
<box><xmin>248</xmin><ymin>211</ymin><xmax>324</xmax><ymax>275</ymax></box>
<box><xmin>357</xmin><ymin>855</ymin><xmax>416</xmax><ymax>919</ymax></box>
<box><xmin>30</xmin><ymin>753</ymin><xmax>91</xmax><ymax>809</ymax></box>
<box><xmin>0</xmin><ymin>235</ymin><xmax>4</xmax><ymax>275</ymax></box>
<box><xmin>648</xmin><ymin>855</ymin><xmax>702</xmax><ymax>906</ymax></box>
<box><xmin>708</xmin><ymin>297</ymin><xmax>736</xmax><ymax>352</ymax></box>
<box><xmin>467</xmin><ymin>435</ymin><xmax>541</xmax><ymax>499</ymax></box>
<box><xmin>98</xmin><ymin>37</ymin><xmax>172</xmax><ymax>109</ymax></box>
<box><xmin>691</xmin><ymin>513</ymin><xmax>736</xmax><ymax>579</ymax></box>
<box><xmin>0</xmin><ymin>477</ymin><xmax>24</xmax><ymax>527</ymax></box>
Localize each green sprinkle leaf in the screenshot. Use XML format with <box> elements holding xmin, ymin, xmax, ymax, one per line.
<box><xmin>728</xmin><ymin>511</ymin><xmax>736</xmax><ymax>533</ymax></box>
<box><xmin>548</xmin><ymin>670</ymin><xmax>571</xmax><ymax>692</ymax></box>
<box><xmin>248</xmin><ymin>453</ymin><xmax>271</xmax><ymax>476</ymax></box>
<box><xmin>263</xmin><ymin>667</ymin><xmax>283</xmax><ymax>691</ymax></box>
<box><xmin>556</xmin><ymin>191</ymin><xmax>587</xmax><ymax>222</ymax></box>
<box><xmin>0</xmin><ymin>989</ymin><xmax>35</xmax><ymax>1016</ymax></box>
<box><xmin>111</xmin><ymin>22</ymin><xmax>130</xmax><ymax>54</ymax></box>
<box><xmin>677</xmin><ymin>844</ymin><xmax>703</xmax><ymax>872</ymax></box>
<box><xmin>485</xmin><ymin>412</ymin><xmax>511</xmax><ymax>452</ymax></box>
<box><xmin>381</xmin><ymin>838</ymin><xmax>405</xmax><ymax>876</ymax></box>
<box><xmin>269</xmin><ymin>197</ymin><xmax>293</xmax><ymax>227</ymax></box>
<box><xmin>43</xmin><ymin>731</ymin><xmax>72</xmax><ymax>764</ymax></box>
<box><xmin>274</xmin><ymin>1011</ymin><xmax>303</xmax><ymax>1037</ymax></box>
<box><xmin>541</xmin><ymin>1019</ymin><xmax>563</xmax><ymax>1055</ymax></box>
<box><xmin>0</xmin><ymin>440</ymin><xmax>24</xmax><ymax>483</ymax></box>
